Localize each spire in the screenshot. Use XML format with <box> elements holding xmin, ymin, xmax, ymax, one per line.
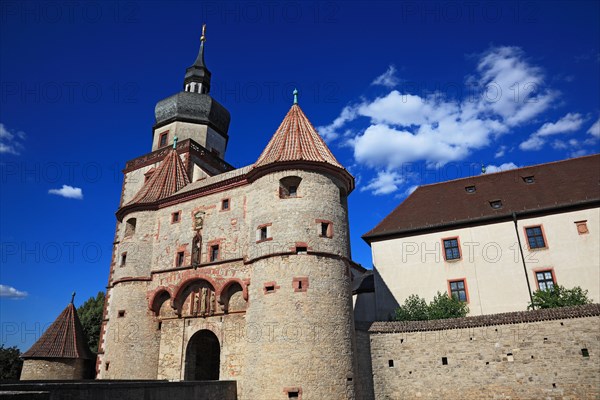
<box><xmin>71</xmin><ymin>291</ymin><xmax>76</xmax><ymax>304</ymax></box>
<box><xmin>184</xmin><ymin>23</ymin><xmax>211</xmax><ymax>94</ymax></box>
<box><xmin>293</xmin><ymin>88</ymin><xmax>298</xmax><ymax>105</ymax></box>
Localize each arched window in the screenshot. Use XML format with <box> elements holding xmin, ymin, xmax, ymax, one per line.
<box><xmin>124</xmin><ymin>218</ymin><xmax>136</xmax><ymax>237</ymax></box>
<box><xmin>279</xmin><ymin>176</ymin><xmax>302</xmax><ymax>198</ymax></box>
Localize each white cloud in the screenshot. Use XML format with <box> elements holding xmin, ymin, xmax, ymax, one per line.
<box><xmin>588</xmin><ymin>117</ymin><xmax>600</xmax><ymax>138</ymax></box>
<box><xmin>0</xmin><ymin>123</ymin><xmax>26</xmax><ymax>155</ymax></box>
<box><xmin>371</xmin><ymin>65</ymin><xmax>399</xmax><ymax>88</ymax></box>
<box><xmin>404</xmin><ymin>185</ymin><xmax>419</xmax><ymax>196</ymax></box>
<box><xmin>494</xmin><ymin>145</ymin><xmax>507</xmax><ymax>158</ymax></box>
<box><xmin>48</xmin><ymin>185</ymin><xmax>84</xmax><ymax>200</ymax></box>
<box><xmin>317</xmin><ymin>105</ymin><xmax>359</xmax><ymax>142</ymax></box>
<box><xmin>0</xmin><ymin>284</ymin><xmax>28</xmax><ymax>299</ymax></box>
<box><xmin>360</xmin><ymin>170</ymin><xmax>405</xmax><ymax>195</ymax></box>
<box><xmin>520</xmin><ymin>113</ymin><xmax>584</xmax><ymax>151</ymax></box>
<box><xmin>485</xmin><ymin>162</ymin><xmax>519</xmax><ymax>173</ymax></box>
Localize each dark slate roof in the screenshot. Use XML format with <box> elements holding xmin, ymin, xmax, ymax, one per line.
<box><xmin>352</xmin><ymin>270</ymin><xmax>374</xmax><ymax>294</ymax></box>
<box><xmin>22</xmin><ymin>303</ymin><xmax>94</xmax><ymax>359</ymax></box>
<box><xmin>154</xmin><ymin>91</ymin><xmax>230</xmax><ymax>136</ymax></box>
<box><xmin>255</xmin><ymin>104</ymin><xmax>344</xmax><ymax>168</ymax></box>
<box><xmin>363</xmin><ymin>154</ymin><xmax>600</xmax><ymax>241</ymax></box>
<box><xmin>127</xmin><ymin>147</ymin><xmax>191</xmax><ymax>205</ymax></box>
<box><xmin>367</xmin><ymin>303</ymin><xmax>600</xmax><ymax>333</ymax></box>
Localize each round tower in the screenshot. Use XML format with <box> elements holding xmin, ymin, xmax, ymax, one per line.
<box><xmin>243</xmin><ymin>100</ymin><xmax>356</xmax><ymax>399</ymax></box>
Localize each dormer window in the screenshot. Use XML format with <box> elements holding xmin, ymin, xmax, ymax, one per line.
<box><xmin>522</xmin><ymin>176</ymin><xmax>535</xmax><ymax>184</ymax></box>
<box><xmin>465</xmin><ymin>185</ymin><xmax>476</xmax><ymax>193</ymax></box>
<box><xmin>490</xmin><ymin>200</ymin><xmax>503</xmax><ymax>209</ymax></box>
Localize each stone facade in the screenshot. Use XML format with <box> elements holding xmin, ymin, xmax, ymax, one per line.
<box><xmin>363</xmin><ymin>304</ymin><xmax>600</xmax><ymax>400</ymax></box>
<box><xmin>97</xmin><ymin>38</ymin><xmax>358</xmax><ymax>399</ymax></box>
<box><xmin>20</xmin><ymin>359</ymin><xmax>91</xmax><ymax>381</ymax></box>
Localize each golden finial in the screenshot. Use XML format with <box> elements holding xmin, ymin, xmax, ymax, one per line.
<box><xmin>201</xmin><ymin>24</ymin><xmax>206</xmax><ymax>42</ymax></box>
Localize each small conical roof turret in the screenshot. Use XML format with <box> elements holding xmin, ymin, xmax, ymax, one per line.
<box><xmin>21</xmin><ymin>296</ymin><xmax>94</xmax><ymax>360</ymax></box>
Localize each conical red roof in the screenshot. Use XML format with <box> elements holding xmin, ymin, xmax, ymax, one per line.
<box><xmin>22</xmin><ymin>303</ymin><xmax>94</xmax><ymax>359</ymax></box>
<box><xmin>128</xmin><ymin>148</ymin><xmax>191</xmax><ymax>205</ymax></box>
<box><xmin>255</xmin><ymin>104</ymin><xmax>343</xmax><ymax>168</ymax></box>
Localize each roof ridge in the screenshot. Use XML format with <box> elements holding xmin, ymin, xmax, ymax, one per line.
<box><xmin>420</xmin><ymin>153</ymin><xmax>600</xmax><ymax>189</ymax></box>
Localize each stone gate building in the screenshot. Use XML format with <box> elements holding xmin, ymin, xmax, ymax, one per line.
<box><xmin>96</xmin><ymin>30</ymin><xmax>360</xmax><ymax>400</ymax></box>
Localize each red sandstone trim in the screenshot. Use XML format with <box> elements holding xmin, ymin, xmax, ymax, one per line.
<box><xmin>574</xmin><ymin>220</ymin><xmax>589</xmax><ymax>235</ymax></box>
<box><xmin>447</xmin><ymin>278</ymin><xmax>470</xmax><ymax>303</ymax></box>
<box><xmin>263</xmin><ymin>281</ymin><xmax>280</xmax><ymax>294</ymax></box>
<box><xmin>293</xmin><ymin>277</ymin><xmax>309</xmax><ymax>292</ymax></box>
<box><xmin>532</xmin><ymin>267</ymin><xmax>557</xmax><ymax>290</ymax></box>
<box><xmin>111</xmin><ymin>276</ymin><xmax>152</xmax><ymax>286</ymax></box>
<box><xmin>315</xmin><ymin>219</ymin><xmax>334</xmax><ymax>238</ymax></box>
<box><xmin>441</xmin><ymin>236</ymin><xmax>462</xmax><ymax>262</ymax></box>
<box><xmin>220</xmin><ymin>197</ymin><xmax>231</xmax><ymax>212</ymax></box>
<box><xmin>523</xmin><ymin>223</ymin><xmax>550</xmax><ymax>251</ymax></box>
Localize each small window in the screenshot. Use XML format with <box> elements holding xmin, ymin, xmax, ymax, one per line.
<box><xmin>296</xmin><ymin>246</ymin><xmax>308</xmax><ymax>255</ymax></box>
<box><xmin>221</xmin><ymin>199</ymin><xmax>230</xmax><ymax>210</ymax></box>
<box><xmin>105</xmin><ymin>362</ymin><xmax>110</xmax><ymax>371</ymax></box>
<box><xmin>157</xmin><ymin>321</ymin><xmax>162</xmax><ymax>330</ymax></box>
<box><xmin>293</xmin><ymin>277</ymin><xmax>309</xmax><ymax>292</ymax></box>
<box><xmin>264</xmin><ymin>282</ymin><xmax>278</xmax><ymax>294</ymax></box>
<box><xmin>575</xmin><ymin>220</ymin><xmax>589</xmax><ymax>235</ymax></box>
<box><xmin>210</xmin><ymin>245</ymin><xmax>219</xmax><ymax>262</ymax></box>
<box><xmin>449</xmin><ymin>279</ymin><xmax>467</xmax><ymax>302</ymax></box>
<box><xmin>526</xmin><ymin>226</ymin><xmax>546</xmax><ymax>249</ymax></box>
<box><xmin>260</xmin><ymin>227</ymin><xmax>268</xmax><ymax>241</ymax></box>
<box><xmin>535</xmin><ymin>270</ymin><xmax>555</xmax><ymax>291</ymax></box>
<box><xmin>279</xmin><ymin>176</ymin><xmax>302</xmax><ymax>199</ymax></box>
<box><xmin>465</xmin><ymin>185</ymin><xmax>476</xmax><ymax>193</ymax></box>
<box><xmin>443</xmin><ymin>238</ymin><xmax>461</xmax><ymax>260</ymax></box>
<box><xmin>171</xmin><ymin>211</ymin><xmax>181</xmax><ymax>223</ymax></box>
<box><xmin>490</xmin><ymin>200</ymin><xmax>503</xmax><ymax>209</ymax></box>
<box><xmin>287</xmin><ymin>391</ymin><xmax>299</xmax><ymax>399</ymax></box>
<box><xmin>124</xmin><ymin>218</ymin><xmax>136</xmax><ymax>237</ymax></box>
<box><xmin>582</xmin><ymin>348</ymin><xmax>589</xmax><ymax>357</ymax></box>
<box><xmin>256</xmin><ymin>224</ymin><xmax>272</xmax><ymax>242</ymax></box>
<box><xmin>159</xmin><ymin>132</ymin><xmax>169</xmax><ymax>147</ymax></box>
<box><xmin>441</xmin><ymin>357</ymin><xmax>448</xmax><ymax>365</ymax></box>
<box><xmin>176</xmin><ymin>251</ymin><xmax>185</xmax><ymax>267</ymax></box>
<box><xmin>284</xmin><ymin>387</ymin><xmax>301</xmax><ymax>399</ymax></box>
<box><xmin>522</xmin><ymin>175</ymin><xmax>535</xmax><ymax>184</ymax></box>
<box><xmin>120</xmin><ymin>252</ymin><xmax>127</xmax><ymax>267</ymax></box>
<box><xmin>118</xmin><ymin>310</ymin><xmax>125</xmax><ymax>318</ymax></box>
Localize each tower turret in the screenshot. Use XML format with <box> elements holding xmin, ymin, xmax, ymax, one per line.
<box><xmin>152</xmin><ymin>24</ymin><xmax>230</xmax><ymax>158</ymax></box>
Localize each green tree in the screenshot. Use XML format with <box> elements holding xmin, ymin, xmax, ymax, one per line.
<box><xmin>394</xmin><ymin>294</ymin><xmax>428</xmax><ymax>321</ymax></box>
<box><xmin>0</xmin><ymin>345</ymin><xmax>23</xmax><ymax>380</ymax></box>
<box><xmin>394</xmin><ymin>292</ymin><xmax>469</xmax><ymax>321</ymax></box>
<box><xmin>529</xmin><ymin>285</ymin><xmax>592</xmax><ymax>310</ymax></box>
<box><xmin>77</xmin><ymin>291</ymin><xmax>105</xmax><ymax>353</ymax></box>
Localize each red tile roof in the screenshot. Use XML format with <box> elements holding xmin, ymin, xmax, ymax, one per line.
<box><xmin>127</xmin><ymin>148</ymin><xmax>191</xmax><ymax>205</ymax></box>
<box><xmin>21</xmin><ymin>303</ymin><xmax>94</xmax><ymax>359</ymax></box>
<box><xmin>363</xmin><ymin>154</ymin><xmax>600</xmax><ymax>241</ymax></box>
<box><xmin>254</xmin><ymin>104</ymin><xmax>343</xmax><ymax>168</ymax></box>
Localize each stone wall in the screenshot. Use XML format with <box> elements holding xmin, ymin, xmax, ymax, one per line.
<box><xmin>20</xmin><ymin>359</ymin><xmax>92</xmax><ymax>381</ymax></box>
<box><xmin>0</xmin><ymin>380</ymin><xmax>237</xmax><ymax>400</ymax></box>
<box><xmin>366</xmin><ymin>304</ymin><xmax>600</xmax><ymax>400</ymax></box>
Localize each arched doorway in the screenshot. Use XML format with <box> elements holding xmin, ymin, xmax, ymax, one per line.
<box><xmin>184</xmin><ymin>329</ymin><xmax>220</xmax><ymax>380</ymax></box>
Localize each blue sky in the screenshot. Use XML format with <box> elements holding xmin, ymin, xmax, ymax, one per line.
<box><xmin>1</xmin><ymin>1</ymin><xmax>599</xmax><ymax>350</ymax></box>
